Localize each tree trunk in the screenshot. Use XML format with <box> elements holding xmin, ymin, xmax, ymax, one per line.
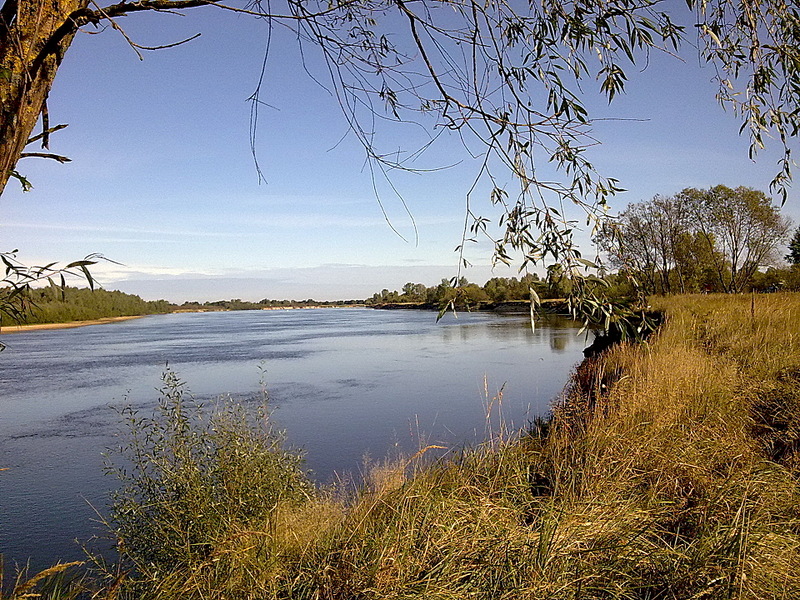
<box><xmin>0</xmin><ymin>0</ymin><xmax>88</xmax><ymax>195</ymax></box>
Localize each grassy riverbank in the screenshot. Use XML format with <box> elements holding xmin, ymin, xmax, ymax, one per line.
<box><xmin>7</xmin><ymin>293</ymin><xmax>800</xmax><ymax>599</ymax></box>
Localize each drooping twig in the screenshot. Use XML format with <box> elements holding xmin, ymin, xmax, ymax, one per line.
<box><xmin>41</xmin><ymin>97</ymin><xmax>51</xmax><ymax>148</ymax></box>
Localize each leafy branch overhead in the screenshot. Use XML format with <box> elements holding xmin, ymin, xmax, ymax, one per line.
<box><xmin>0</xmin><ymin>250</ymin><xmax>108</xmax><ymax>346</ymax></box>
<box><xmin>2</xmin><ymin>0</ymin><xmax>799</xmax><ymax>331</ymax></box>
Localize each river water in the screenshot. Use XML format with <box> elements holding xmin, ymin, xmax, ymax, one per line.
<box><xmin>0</xmin><ymin>308</ymin><xmax>584</xmax><ymax>575</ymax></box>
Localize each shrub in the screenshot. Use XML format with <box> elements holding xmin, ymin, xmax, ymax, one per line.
<box><xmin>105</xmin><ymin>370</ymin><xmax>312</xmax><ymax>576</ymax></box>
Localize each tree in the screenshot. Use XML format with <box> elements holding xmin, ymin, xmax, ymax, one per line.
<box><xmin>598</xmin><ymin>194</ymin><xmax>708</xmax><ymax>295</ymax></box>
<box><xmin>3</xmin><ymin>1</ymin><xmax>800</xmax><ymax>327</ymax></box>
<box><xmin>483</xmin><ymin>278</ymin><xmax>511</xmax><ymax>303</ymax></box>
<box><xmin>786</xmin><ymin>227</ymin><xmax>800</xmax><ymax>265</ymax></box>
<box><xmin>401</xmin><ymin>282</ymin><xmax>427</xmax><ymax>302</ymax></box>
<box><xmin>671</xmin><ymin>231</ymin><xmax>725</xmax><ymax>294</ymax></box>
<box><xmin>681</xmin><ymin>186</ymin><xmax>791</xmax><ymax>293</ymax></box>
<box><xmin>598</xmin><ymin>199</ymin><xmax>671</xmax><ymax>295</ymax></box>
<box><xmin>600</xmin><ymin>187</ymin><xmax>790</xmax><ymax>295</ymax></box>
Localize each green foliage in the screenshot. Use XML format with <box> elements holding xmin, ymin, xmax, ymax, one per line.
<box><xmin>0</xmin><ymin>251</ymin><xmax>111</xmax><ymax>343</ymax></box>
<box><xmin>786</xmin><ymin>227</ymin><xmax>800</xmax><ymax>265</ymax></box>
<box><xmin>599</xmin><ymin>186</ymin><xmax>791</xmax><ymax>294</ymax></box>
<box><xmin>366</xmin><ymin>274</ymin><xmax>554</xmax><ymax>308</ymax></box>
<box><xmin>204</xmin><ymin>298</ymin><xmax>270</xmax><ymax>311</ymax></box>
<box><xmin>680</xmin><ymin>185</ymin><xmax>792</xmax><ymax>292</ymax></box>
<box><xmin>364</xmin><ymin>274</ymin><xmax>655</xmax><ymax>339</ymax></box>
<box><xmin>0</xmin><ymin>285</ymin><xmax>172</xmax><ymax>327</ymax></box>
<box><xmin>695</xmin><ymin>1</ymin><xmax>800</xmax><ymax>203</ymax></box>
<box><xmin>746</xmin><ymin>264</ymin><xmax>800</xmax><ymax>293</ymax></box>
<box><xmin>177</xmin><ymin>298</ymin><xmax>363</xmax><ymax>311</ymax></box>
<box><xmin>0</xmin><ymin>286</ymin><xmax>368</xmax><ymax>329</ymax></box>
<box><xmin>106</xmin><ymin>370</ymin><xmax>312</xmax><ymax>576</ymax></box>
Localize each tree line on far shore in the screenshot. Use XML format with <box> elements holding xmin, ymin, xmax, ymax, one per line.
<box><xmin>7</xmin><ymin>184</ymin><xmax>800</xmax><ymax>328</ymax></box>
<box><xmin>0</xmin><ymin>289</ymin><xmax>369</xmax><ymax>326</ymax></box>
<box><xmin>365</xmin><ymin>273</ymin><xmax>569</xmax><ymax>307</ymax></box>
<box><xmin>597</xmin><ymin>185</ymin><xmax>796</xmax><ymax>296</ymax></box>
<box><xmin>0</xmin><ymin>286</ymin><xmax>174</xmax><ymax>326</ymax></box>
<box><xmin>177</xmin><ymin>298</ymin><xmax>363</xmax><ymax>312</ymax></box>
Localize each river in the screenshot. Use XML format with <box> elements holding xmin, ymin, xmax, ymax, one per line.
<box><xmin>0</xmin><ymin>308</ymin><xmax>584</xmax><ymax>576</ymax></box>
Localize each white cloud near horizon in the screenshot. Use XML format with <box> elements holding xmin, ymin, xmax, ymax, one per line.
<box><xmin>4</xmin><ymin>221</ymin><xmax>234</xmax><ymax>238</ymax></box>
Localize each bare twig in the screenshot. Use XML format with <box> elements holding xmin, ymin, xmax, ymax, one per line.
<box><xmin>132</xmin><ymin>32</ymin><xmax>202</xmax><ymax>51</ymax></box>
<box><xmin>41</xmin><ymin>96</ymin><xmax>51</xmax><ymax>148</ymax></box>
<box><xmin>19</xmin><ymin>152</ymin><xmax>71</xmax><ymax>163</ymax></box>
<box><xmin>26</xmin><ymin>123</ymin><xmax>68</xmax><ymax>146</ymax></box>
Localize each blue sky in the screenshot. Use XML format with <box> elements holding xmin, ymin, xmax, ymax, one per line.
<box><xmin>2</xmin><ymin>5</ymin><xmax>798</xmax><ymax>302</ymax></box>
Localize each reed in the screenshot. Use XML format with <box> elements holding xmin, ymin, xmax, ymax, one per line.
<box><xmin>0</xmin><ymin>561</ymin><xmax>85</xmax><ymax>600</ymax></box>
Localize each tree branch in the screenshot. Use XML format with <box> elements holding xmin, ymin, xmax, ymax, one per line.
<box><xmin>26</xmin><ymin>124</ymin><xmax>68</xmax><ymax>146</ymax></box>
<box><xmin>90</xmin><ymin>0</ymin><xmax>362</xmax><ymax>23</ymax></box>
<box><xmin>19</xmin><ymin>152</ymin><xmax>72</xmax><ymax>163</ymax></box>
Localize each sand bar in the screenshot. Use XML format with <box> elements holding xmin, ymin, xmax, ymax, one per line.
<box><xmin>1</xmin><ymin>314</ymin><xmax>148</xmax><ymax>334</ymax></box>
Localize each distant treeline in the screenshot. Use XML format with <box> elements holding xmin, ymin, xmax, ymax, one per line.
<box><xmin>0</xmin><ymin>287</ymin><xmax>372</xmax><ymax>327</ymax></box>
<box><xmin>366</xmin><ymin>274</ymin><xmax>569</xmax><ymax>307</ymax></box>
<box><xmin>2</xmin><ymin>286</ymin><xmax>173</xmax><ymax>326</ymax></box>
<box><xmin>176</xmin><ymin>298</ymin><xmax>364</xmax><ymax>311</ymax></box>
<box><xmin>369</xmin><ymin>261</ymin><xmax>800</xmax><ymax>310</ymax></box>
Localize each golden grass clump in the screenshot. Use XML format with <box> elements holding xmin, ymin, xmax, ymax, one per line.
<box><xmin>0</xmin><ymin>561</ymin><xmax>85</xmax><ymax>600</ymax></box>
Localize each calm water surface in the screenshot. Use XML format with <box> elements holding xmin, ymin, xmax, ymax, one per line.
<box><xmin>0</xmin><ymin>308</ymin><xmax>584</xmax><ymax>574</ymax></box>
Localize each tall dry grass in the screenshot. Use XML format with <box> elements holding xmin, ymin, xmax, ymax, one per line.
<box><xmin>0</xmin><ymin>561</ymin><xmax>85</xmax><ymax>600</ymax></box>
<box><xmin>540</xmin><ymin>293</ymin><xmax>800</xmax><ymax>597</ymax></box>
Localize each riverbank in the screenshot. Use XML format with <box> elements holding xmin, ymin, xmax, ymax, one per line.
<box><xmin>0</xmin><ymin>314</ymin><xmax>148</xmax><ymax>333</ymax></box>
<box><xmin>10</xmin><ymin>293</ymin><xmax>800</xmax><ymax>599</ymax></box>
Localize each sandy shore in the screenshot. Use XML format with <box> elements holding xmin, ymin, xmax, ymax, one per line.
<box><xmin>0</xmin><ymin>314</ymin><xmax>148</xmax><ymax>334</ymax></box>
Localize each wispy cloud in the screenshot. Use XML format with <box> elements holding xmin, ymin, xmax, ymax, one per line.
<box><xmin>87</xmin><ymin>262</ymin><xmax>220</xmax><ymax>282</ymax></box>
<box><xmin>226</xmin><ymin>213</ymin><xmax>404</xmax><ymax>229</ymax></box>
<box><xmin>236</xmin><ymin>193</ymin><xmax>376</xmax><ymax>209</ymax></box>
<box><xmin>2</xmin><ymin>222</ymin><xmax>233</xmax><ymax>238</ymax></box>
<box><xmin>219</xmin><ymin>212</ymin><xmax>462</xmax><ymax>230</ymax></box>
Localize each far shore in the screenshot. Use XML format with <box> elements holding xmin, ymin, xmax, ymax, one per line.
<box><xmin>0</xmin><ymin>314</ymin><xmax>149</xmax><ymax>334</ymax></box>
<box><xmin>0</xmin><ymin>301</ymin><xmax>567</xmax><ymax>334</ymax></box>
<box><xmin>0</xmin><ymin>305</ymin><xmax>367</xmax><ymax>333</ymax></box>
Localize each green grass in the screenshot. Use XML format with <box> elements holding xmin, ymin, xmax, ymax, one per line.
<box><xmin>5</xmin><ymin>293</ymin><xmax>800</xmax><ymax>599</ymax></box>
